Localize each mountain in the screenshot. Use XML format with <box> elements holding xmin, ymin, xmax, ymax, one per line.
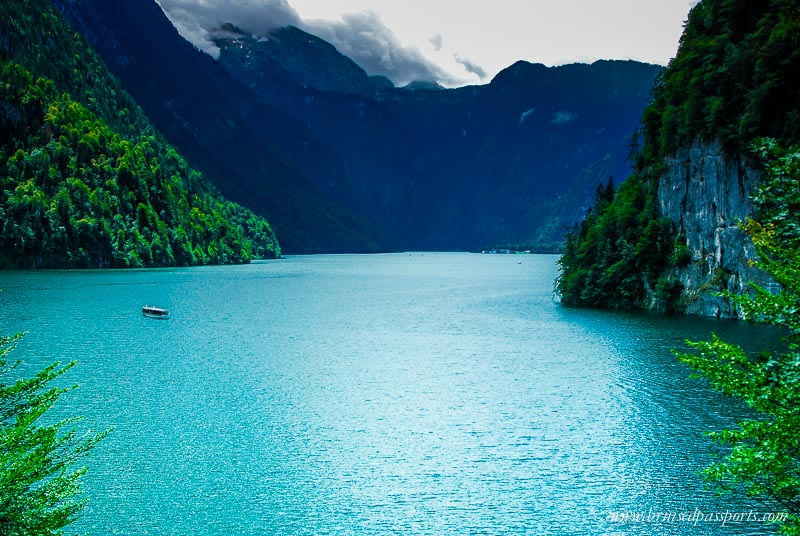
<box><xmin>212</xmin><ymin>24</ymin><xmax>662</xmax><ymax>251</ymax></box>
<box><xmin>556</xmin><ymin>0</ymin><xmax>800</xmax><ymax>317</ymax></box>
<box><xmin>51</xmin><ymin>0</ymin><xmax>389</xmax><ymax>254</ymax></box>
<box><xmin>0</xmin><ymin>0</ymin><xmax>279</xmax><ymax>268</ymax></box>
<box><xmin>55</xmin><ymin>0</ymin><xmax>661</xmax><ymax>253</ymax></box>
<box><xmin>210</xmin><ymin>23</ymin><xmax>390</xmax><ymax>99</ymax></box>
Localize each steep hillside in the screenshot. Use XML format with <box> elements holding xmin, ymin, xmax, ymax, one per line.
<box><xmin>556</xmin><ymin>0</ymin><xmax>800</xmax><ymax>316</ymax></box>
<box><xmin>0</xmin><ymin>0</ymin><xmax>279</xmax><ymax>268</ymax></box>
<box><xmin>51</xmin><ymin>0</ymin><xmax>389</xmax><ymax>254</ymax></box>
<box><xmin>55</xmin><ymin>0</ymin><xmax>661</xmax><ymax>253</ymax></box>
<box><xmin>211</xmin><ymin>24</ymin><xmax>391</xmax><ymax>99</ymax></box>
<box><xmin>214</xmin><ymin>24</ymin><xmax>661</xmax><ymax>251</ymax></box>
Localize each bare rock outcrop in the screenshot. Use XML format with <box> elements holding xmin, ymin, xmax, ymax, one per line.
<box><xmin>655</xmin><ymin>140</ymin><xmax>775</xmax><ymax>318</ymax></box>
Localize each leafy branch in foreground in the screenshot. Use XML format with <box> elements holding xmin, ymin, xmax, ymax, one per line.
<box><xmin>0</xmin><ymin>332</ymin><xmax>109</xmax><ymax>536</ymax></box>
<box><xmin>676</xmin><ymin>140</ymin><xmax>800</xmax><ymax>534</ymax></box>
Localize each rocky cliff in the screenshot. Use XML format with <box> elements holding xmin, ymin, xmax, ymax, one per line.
<box><xmin>554</xmin><ymin>0</ymin><xmax>798</xmax><ymax>317</ymax></box>
<box><xmin>655</xmin><ymin>140</ymin><xmax>774</xmax><ymax>318</ymax></box>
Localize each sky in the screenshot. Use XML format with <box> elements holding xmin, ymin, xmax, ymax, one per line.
<box><xmin>156</xmin><ymin>0</ymin><xmax>700</xmax><ymax>87</ymax></box>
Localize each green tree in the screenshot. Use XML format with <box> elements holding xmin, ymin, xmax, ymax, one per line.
<box><xmin>0</xmin><ymin>1</ymin><xmax>281</xmax><ymax>268</ymax></box>
<box><xmin>557</xmin><ymin>0</ymin><xmax>800</xmax><ymax>311</ymax></box>
<box><xmin>0</xmin><ymin>333</ymin><xmax>109</xmax><ymax>535</ymax></box>
<box><xmin>556</xmin><ymin>174</ymin><xmax>676</xmax><ymax>309</ymax></box>
<box><xmin>676</xmin><ymin>140</ymin><xmax>800</xmax><ymax>534</ymax></box>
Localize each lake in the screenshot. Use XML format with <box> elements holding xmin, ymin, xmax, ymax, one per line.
<box><xmin>0</xmin><ymin>253</ymin><xmax>784</xmax><ymax>535</ymax></box>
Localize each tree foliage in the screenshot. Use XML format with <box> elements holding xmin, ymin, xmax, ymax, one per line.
<box><xmin>640</xmin><ymin>0</ymin><xmax>800</xmax><ymax>162</ymax></box>
<box><xmin>676</xmin><ymin>141</ymin><xmax>800</xmax><ymax>534</ymax></box>
<box><xmin>0</xmin><ymin>0</ymin><xmax>280</xmax><ymax>267</ymax></box>
<box><xmin>556</xmin><ymin>176</ymin><xmax>678</xmax><ymax>309</ymax></box>
<box><xmin>1</xmin><ymin>333</ymin><xmax>109</xmax><ymax>535</ymax></box>
<box><xmin>556</xmin><ymin>0</ymin><xmax>800</xmax><ymax>309</ymax></box>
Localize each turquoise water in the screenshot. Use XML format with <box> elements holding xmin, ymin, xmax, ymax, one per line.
<box><xmin>0</xmin><ymin>253</ymin><xmax>783</xmax><ymax>535</ymax></box>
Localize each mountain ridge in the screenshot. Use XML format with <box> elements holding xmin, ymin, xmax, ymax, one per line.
<box><xmin>53</xmin><ymin>0</ymin><xmax>390</xmax><ymax>254</ymax></box>
<box><xmin>54</xmin><ymin>0</ymin><xmax>662</xmax><ymax>253</ymax></box>
<box><xmin>211</xmin><ymin>22</ymin><xmax>662</xmax><ymax>251</ymax></box>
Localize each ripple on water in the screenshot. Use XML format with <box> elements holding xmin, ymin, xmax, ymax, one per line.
<box><xmin>0</xmin><ymin>254</ymin><xmax>782</xmax><ymax>535</ymax></box>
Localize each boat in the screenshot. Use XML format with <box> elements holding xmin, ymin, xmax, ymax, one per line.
<box><xmin>142</xmin><ymin>305</ymin><xmax>170</xmax><ymax>319</ymax></box>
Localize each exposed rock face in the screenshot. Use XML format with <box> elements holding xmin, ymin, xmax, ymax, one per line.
<box><xmin>656</xmin><ymin>140</ymin><xmax>775</xmax><ymax>318</ymax></box>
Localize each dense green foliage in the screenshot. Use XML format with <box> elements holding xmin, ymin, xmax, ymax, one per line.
<box><xmin>0</xmin><ymin>0</ymin><xmax>280</xmax><ymax>267</ymax></box>
<box><xmin>51</xmin><ymin>0</ymin><xmax>389</xmax><ymax>255</ymax></box>
<box><xmin>1</xmin><ymin>333</ymin><xmax>108</xmax><ymax>535</ymax></box>
<box><xmin>640</xmin><ymin>0</ymin><xmax>800</xmax><ymax>161</ymax></box>
<box><xmin>677</xmin><ymin>141</ymin><xmax>800</xmax><ymax>534</ymax></box>
<box><xmin>556</xmin><ymin>177</ymin><xmax>677</xmax><ymax>309</ymax></box>
<box><xmin>556</xmin><ymin>0</ymin><xmax>800</xmax><ymax>309</ymax></box>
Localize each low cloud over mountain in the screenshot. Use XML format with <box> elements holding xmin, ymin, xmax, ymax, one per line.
<box><xmin>156</xmin><ymin>0</ymin><xmax>459</xmax><ymax>85</ymax></box>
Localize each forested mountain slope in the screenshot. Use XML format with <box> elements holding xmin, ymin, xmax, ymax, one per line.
<box><xmin>0</xmin><ymin>0</ymin><xmax>279</xmax><ymax>267</ymax></box>
<box><xmin>556</xmin><ymin>0</ymin><xmax>800</xmax><ymax>317</ymax></box>
<box><xmin>214</xmin><ymin>26</ymin><xmax>662</xmax><ymax>252</ymax></box>
<box><xmin>58</xmin><ymin>1</ymin><xmax>661</xmax><ymax>253</ymax></box>
<box><xmin>51</xmin><ymin>0</ymin><xmax>389</xmax><ymax>254</ymax></box>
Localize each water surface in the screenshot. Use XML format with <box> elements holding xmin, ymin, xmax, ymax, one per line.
<box><xmin>0</xmin><ymin>253</ymin><xmax>783</xmax><ymax>534</ymax></box>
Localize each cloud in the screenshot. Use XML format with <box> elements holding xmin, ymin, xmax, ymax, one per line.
<box><xmin>429</xmin><ymin>34</ymin><xmax>443</xmax><ymax>51</ymax></box>
<box><xmin>519</xmin><ymin>108</ymin><xmax>536</xmax><ymax>125</ymax></box>
<box><xmin>156</xmin><ymin>0</ymin><xmax>301</xmax><ymax>57</ymax></box>
<box><xmin>156</xmin><ymin>1</ymin><xmax>460</xmax><ymax>86</ymax></box>
<box><xmin>303</xmin><ymin>11</ymin><xmax>459</xmax><ymax>86</ymax></box>
<box><xmin>551</xmin><ymin>111</ymin><xmax>577</xmax><ymax>125</ymax></box>
<box><xmin>454</xmin><ymin>54</ymin><xmax>487</xmax><ymax>80</ymax></box>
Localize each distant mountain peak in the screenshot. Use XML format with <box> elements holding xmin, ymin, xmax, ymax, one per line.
<box><xmin>51</xmin><ymin>0</ymin><xmax>664</xmax><ymax>254</ymax></box>
<box><xmin>212</xmin><ymin>24</ymin><xmax>390</xmax><ymax>96</ymax></box>
<box><xmin>210</xmin><ymin>22</ymin><xmax>249</xmax><ymax>39</ymax></box>
<box><xmin>492</xmin><ymin>60</ymin><xmax>550</xmax><ymax>82</ymax></box>
<box><xmin>401</xmin><ymin>80</ymin><xmax>445</xmax><ymax>91</ymax></box>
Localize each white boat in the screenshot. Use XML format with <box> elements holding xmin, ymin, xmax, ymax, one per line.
<box><xmin>142</xmin><ymin>305</ymin><xmax>170</xmax><ymax>319</ymax></box>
